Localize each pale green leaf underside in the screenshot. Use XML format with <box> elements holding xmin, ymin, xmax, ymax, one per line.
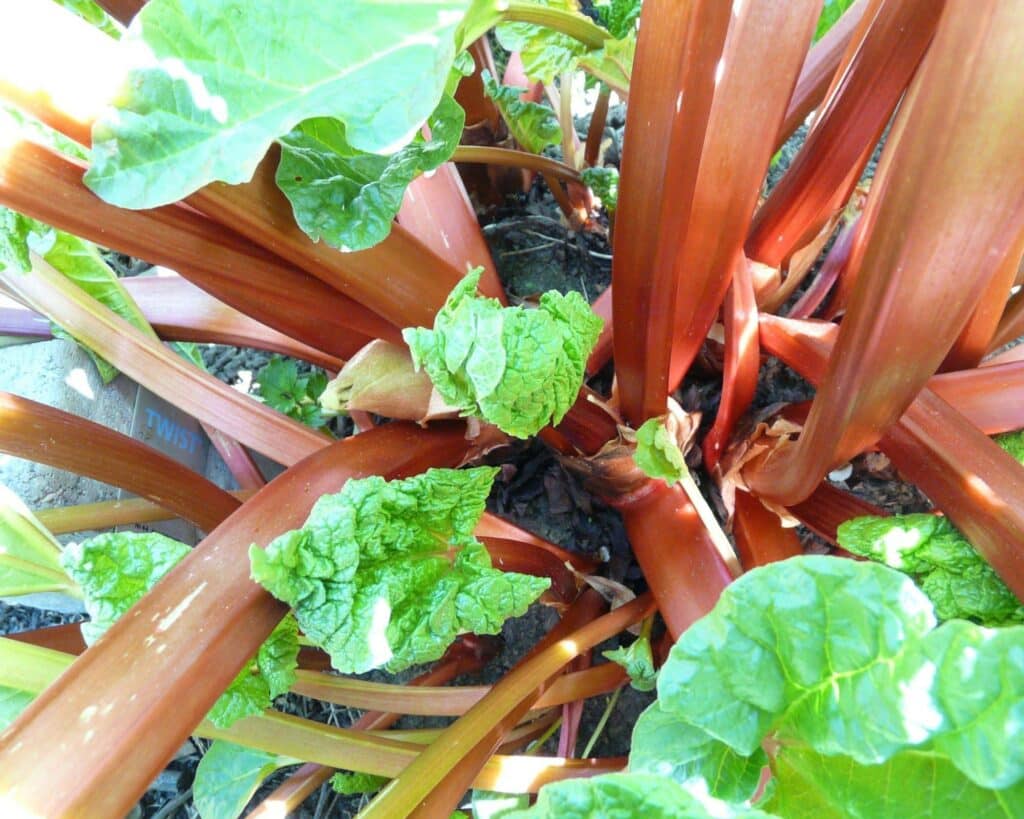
<box><xmin>250</xmin><ymin>467</ymin><xmax>549</xmax><ymax>674</ymax></box>
<box><xmin>403</xmin><ymin>269</ymin><xmax>603</xmax><ymax>438</ymax></box>
<box><xmin>276</xmin><ymin>94</ymin><xmax>464</xmax><ymax>251</ymax></box>
<box><xmin>0</xmin><ymin>484</ymin><xmax>77</xmax><ymax>598</ymax></box>
<box><xmin>31</xmin><ymin>228</ymin><xmax>157</xmax><ymax>384</ymax></box>
<box><xmin>193</xmin><ymin>740</ymin><xmax>298</xmax><ymax>819</ymax></box>
<box><xmin>86</xmin><ymin>0</ymin><xmax>471</xmax><ymax>208</ymax></box>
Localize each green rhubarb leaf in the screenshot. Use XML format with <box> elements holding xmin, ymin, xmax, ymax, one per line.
<box><xmin>61</xmin><ymin>531</ymin><xmax>191</xmax><ymax>644</ymax></box>
<box><xmin>581</xmin><ymin>167</ymin><xmax>619</xmax><ymax>215</ymax></box>
<box><xmin>630</xmin><ymin>704</ymin><xmax>768</xmax><ymax>805</ymax></box>
<box><xmin>275</xmin><ymin>94</ymin><xmax>465</xmax><ymax>252</ymax></box>
<box><xmin>0</xmin><ymin>484</ymin><xmax>79</xmax><ymax>598</ymax></box>
<box><xmin>995</xmin><ymin>428</ymin><xmax>1024</xmax><ymax>463</ymax></box>
<box><xmin>249</xmin><ymin>467</ymin><xmax>549</xmax><ymax>673</ymax></box>
<box><xmin>0</xmin><ymin>207</ymin><xmax>35</xmax><ymax>274</ymax></box>
<box><xmin>501</xmin><ymin>773</ymin><xmax>778</xmax><ymax>818</ymax></box>
<box><xmin>52</xmin><ymin>0</ymin><xmax>123</xmax><ymax>38</ymax></box>
<box><xmin>604</xmin><ymin>634</ymin><xmax>657</xmax><ymax>691</ymax></box>
<box><xmin>62</xmin><ymin>531</ymin><xmax>299</xmax><ymax>726</ymax></box>
<box><xmin>193</xmin><ymin>740</ymin><xmax>298</xmax><ymax>819</ymax></box>
<box><xmin>767</xmin><ymin>745</ymin><xmax>1024</xmax><ymax>818</ymax></box>
<box><xmin>481</xmin><ymin>70</ymin><xmax>562</xmax><ymax>154</ymax></box>
<box><xmin>593</xmin><ymin>0</ymin><xmax>641</xmax><ymax>39</ymax></box>
<box><xmin>836</xmin><ymin>514</ymin><xmax>1024</xmax><ymax>626</ymax></box>
<box><xmin>0</xmin><ymin>686</ymin><xmax>34</xmax><ymax>731</ymax></box>
<box><xmin>403</xmin><ymin>269</ymin><xmax>603</xmax><ymax>438</ymax></box>
<box><xmin>633</xmin><ymin>556</ymin><xmax>1024</xmax><ymax>813</ymax></box>
<box><xmin>255</xmin><ymin>357</ymin><xmax>331</xmax><ymax>430</ymax></box>
<box><xmin>634</xmin><ymin>418</ymin><xmax>686</xmax><ymax>484</ymax></box>
<box><xmin>330</xmin><ymin>771</ymin><xmax>389</xmax><ymax>796</ymax></box>
<box><xmin>496</xmin><ymin>0</ymin><xmax>591</xmax><ymax>84</ymax></box>
<box><xmin>814</xmin><ymin>0</ymin><xmax>858</xmax><ymax>42</ymax></box>
<box><xmin>86</xmin><ymin>0</ymin><xmax>471</xmax><ymax>209</ymax></box>
<box><xmin>205</xmin><ymin>615</ymin><xmax>299</xmax><ymax>729</ymax></box>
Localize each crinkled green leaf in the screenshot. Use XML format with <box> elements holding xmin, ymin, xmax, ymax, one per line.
<box><xmin>634</xmin><ymin>418</ymin><xmax>686</xmax><ymax>484</ymax></box>
<box><xmin>403</xmin><ymin>270</ymin><xmax>603</xmax><ymax>438</ymax></box>
<box><xmin>62</xmin><ymin>531</ymin><xmax>299</xmax><ymax>727</ymax></box>
<box><xmin>501</xmin><ymin>773</ymin><xmax>778</xmax><ymax>818</ymax></box>
<box><xmin>496</xmin><ymin>0</ymin><xmax>591</xmax><ymax>83</ymax></box>
<box><xmin>1</xmin><ymin>102</ymin><xmax>89</xmax><ymax>162</ymax></box>
<box><xmin>206</xmin><ymin>615</ymin><xmax>299</xmax><ymax>729</ymax></box>
<box><xmin>0</xmin><ymin>484</ymin><xmax>79</xmax><ymax>598</ymax></box>
<box><xmin>0</xmin><ymin>207</ymin><xmax>35</xmax><ymax>274</ymax></box>
<box><xmin>836</xmin><ymin>514</ymin><xmax>1024</xmax><ymax>626</ymax></box>
<box><xmin>249</xmin><ymin>467</ymin><xmax>549</xmax><ymax>673</ymax></box>
<box><xmin>193</xmin><ymin>740</ymin><xmax>298</xmax><ymax>819</ymax></box>
<box><xmin>581</xmin><ymin>167</ymin><xmax>619</xmax><ymax>215</ymax></box>
<box><xmin>481</xmin><ymin>71</ymin><xmax>561</xmax><ymax>154</ymax></box>
<box><xmin>593</xmin><ymin>0</ymin><xmax>641</xmax><ymax>39</ymax></box>
<box><xmin>85</xmin><ymin>0</ymin><xmax>472</xmax><ymax>209</ymax></box>
<box><xmin>631</xmin><ymin>704</ymin><xmax>768</xmax><ymax>805</ymax></box>
<box><xmin>276</xmin><ymin>94</ymin><xmax>465</xmax><ymax>252</ymax></box>
<box><xmin>0</xmin><ymin>686</ymin><xmax>34</xmax><ymax>731</ymax></box>
<box><xmin>255</xmin><ymin>357</ymin><xmax>331</xmax><ymax>430</ymax></box>
<box><xmin>52</xmin><ymin>0</ymin><xmax>123</xmax><ymax>38</ymax></box>
<box><xmin>604</xmin><ymin>634</ymin><xmax>657</xmax><ymax>691</ymax></box>
<box><xmin>767</xmin><ymin>745</ymin><xmax>1024</xmax><ymax>819</ymax></box>
<box><xmin>814</xmin><ymin>0</ymin><xmax>858</xmax><ymax>42</ymax></box>
<box><xmin>61</xmin><ymin>531</ymin><xmax>191</xmax><ymax>644</ymax></box>
<box><xmin>634</xmin><ymin>556</ymin><xmax>1024</xmax><ymax>813</ymax></box>
<box><xmin>330</xmin><ymin>771</ymin><xmax>389</xmax><ymax>796</ymax></box>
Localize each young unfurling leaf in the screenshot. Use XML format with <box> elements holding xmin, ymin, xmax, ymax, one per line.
<box><xmin>403</xmin><ymin>270</ymin><xmax>603</xmax><ymax>438</ymax></box>
<box><xmin>250</xmin><ymin>467</ymin><xmax>549</xmax><ymax>674</ymax></box>
<box><xmin>604</xmin><ymin>633</ymin><xmax>657</xmax><ymax>691</ymax></box>
<box><xmin>634</xmin><ymin>418</ymin><xmax>686</xmax><ymax>485</ymax></box>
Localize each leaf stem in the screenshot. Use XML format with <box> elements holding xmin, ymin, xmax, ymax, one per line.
<box><xmin>580</xmin><ymin>686</ymin><xmax>622</xmax><ymax>758</ymax></box>
<box><xmin>503</xmin><ymin>2</ymin><xmax>610</xmax><ymax>50</ymax></box>
<box><xmin>452</xmin><ymin>145</ymin><xmax>581</xmax><ymax>184</ymax></box>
